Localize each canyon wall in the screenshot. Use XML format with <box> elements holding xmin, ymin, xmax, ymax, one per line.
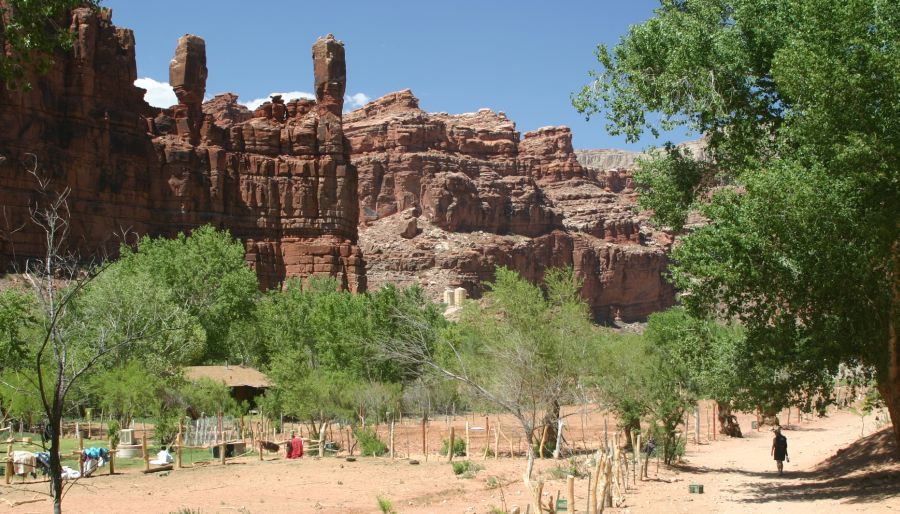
<box><xmin>0</xmin><ymin>6</ymin><xmax>675</xmax><ymax>321</ymax></box>
<box><xmin>0</xmin><ymin>7</ymin><xmax>365</xmax><ymax>291</ymax></box>
<box><xmin>345</xmin><ymin>91</ymin><xmax>675</xmax><ymax>322</ymax></box>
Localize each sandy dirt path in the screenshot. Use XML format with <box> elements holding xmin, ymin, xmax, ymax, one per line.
<box><xmin>1</xmin><ymin>408</ymin><xmax>896</xmax><ymax>513</ymax></box>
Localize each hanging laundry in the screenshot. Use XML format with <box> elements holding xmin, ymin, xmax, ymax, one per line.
<box><xmin>10</xmin><ymin>451</ymin><xmax>36</xmax><ymax>476</ymax></box>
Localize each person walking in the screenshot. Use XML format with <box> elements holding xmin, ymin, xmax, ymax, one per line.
<box><xmin>771</xmin><ymin>426</ymin><xmax>788</xmax><ymax>475</ymax></box>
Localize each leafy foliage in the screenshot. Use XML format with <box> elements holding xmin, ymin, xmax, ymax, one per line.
<box><xmin>0</xmin><ymin>288</ymin><xmax>36</xmax><ymax>371</ymax></box>
<box><xmin>575</xmin><ymin>0</ymin><xmax>900</xmax><ymax>442</ymax></box>
<box><xmin>451</xmin><ymin>460</ymin><xmax>483</xmax><ymax>478</ymax></box>
<box><xmin>354</xmin><ymin>427</ymin><xmax>388</xmax><ymax>456</ymax></box>
<box><xmin>441</xmin><ymin>437</ymin><xmax>466</xmax><ymax>457</ymax></box>
<box><xmin>115</xmin><ymin>226</ymin><xmax>259</xmax><ymax>363</ymax></box>
<box><xmin>0</xmin><ymin>0</ymin><xmax>101</xmax><ymax>90</ymax></box>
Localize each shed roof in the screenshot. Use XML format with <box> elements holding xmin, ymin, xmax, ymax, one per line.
<box><xmin>184</xmin><ymin>365</ymin><xmax>271</xmax><ymax>389</ymax></box>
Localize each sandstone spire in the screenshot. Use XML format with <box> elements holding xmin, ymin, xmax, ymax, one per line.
<box><xmin>312</xmin><ymin>34</ymin><xmax>346</xmax><ymax>116</ymax></box>
<box><xmin>169</xmin><ymin>34</ymin><xmax>207</xmax><ymax>142</ymax></box>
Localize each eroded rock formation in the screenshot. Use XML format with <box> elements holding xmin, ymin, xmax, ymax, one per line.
<box><xmin>346</xmin><ymin>91</ymin><xmax>675</xmax><ymax>322</ymax></box>
<box><xmin>0</xmin><ymin>8</ymin><xmax>364</xmax><ymax>291</ymax></box>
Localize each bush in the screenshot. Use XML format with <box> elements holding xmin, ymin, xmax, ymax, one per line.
<box><xmin>451</xmin><ymin>460</ymin><xmax>483</xmax><ymax>478</ymax></box>
<box><xmin>154</xmin><ymin>415</ymin><xmax>181</xmax><ymax>447</ymax></box>
<box><xmin>440</xmin><ymin>437</ymin><xmax>466</xmax><ymax>457</ymax></box>
<box><xmin>546</xmin><ymin>457</ymin><xmax>584</xmax><ymax>479</ymax></box>
<box><xmin>107</xmin><ymin>419</ymin><xmax>121</xmax><ymax>448</ymax></box>
<box><xmin>376</xmin><ymin>495</ymin><xmax>395</xmax><ymax>514</ymax></box>
<box><xmin>354</xmin><ymin>427</ymin><xmax>387</xmax><ymax>456</ymax></box>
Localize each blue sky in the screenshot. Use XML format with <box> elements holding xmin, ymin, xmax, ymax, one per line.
<box><xmin>105</xmin><ymin>0</ymin><xmax>690</xmax><ymax>150</ymax></box>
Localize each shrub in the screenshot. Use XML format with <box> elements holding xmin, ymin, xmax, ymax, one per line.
<box><xmin>546</xmin><ymin>457</ymin><xmax>584</xmax><ymax>479</ymax></box>
<box><xmin>451</xmin><ymin>460</ymin><xmax>483</xmax><ymax>479</ymax></box>
<box><xmin>354</xmin><ymin>427</ymin><xmax>387</xmax><ymax>457</ymax></box>
<box><xmin>107</xmin><ymin>419</ymin><xmax>121</xmax><ymax>449</ymax></box>
<box><xmin>376</xmin><ymin>495</ymin><xmax>395</xmax><ymax>514</ymax></box>
<box><xmin>440</xmin><ymin>437</ymin><xmax>466</xmax><ymax>457</ymax></box>
<box><xmin>154</xmin><ymin>415</ymin><xmax>180</xmax><ymax>447</ymax></box>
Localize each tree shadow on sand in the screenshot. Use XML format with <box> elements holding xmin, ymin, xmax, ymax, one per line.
<box><xmin>676</xmin><ymin>427</ymin><xmax>899</xmax><ymax>505</ymax></box>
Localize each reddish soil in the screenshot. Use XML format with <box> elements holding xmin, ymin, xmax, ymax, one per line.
<box><xmin>1</xmin><ymin>407</ymin><xmax>896</xmax><ymax>513</ymax></box>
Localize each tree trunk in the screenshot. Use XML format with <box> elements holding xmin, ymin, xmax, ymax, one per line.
<box><xmin>622</xmin><ymin>417</ymin><xmax>640</xmax><ymax>449</ymax></box>
<box><xmin>49</xmin><ymin>415</ymin><xmax>63</xmax><ymax>514</ymax></box>
<box><xmin>716</xmin><ymin>400</ymin><xmax>742</xmax><ymax>438</ymax></box>
<box><xmin>539</xmin><ymin>399</ymin><xmax>561</xmax><ymax>457</ymax></box>
<box><xmin>879</xmin><ymin>270</ymin><xmax>899</xmax><ymax>457</ymax></box>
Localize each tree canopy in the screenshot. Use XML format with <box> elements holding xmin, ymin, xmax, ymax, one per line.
<box><xmin>0</xmin><ymin>0</ymin><xmax>101</xmax><ymax>90</ymax></box>
<box><xmin>575</xmin><ymin>0</ymin><xmax>900</xmax><ymax>450</ymax></box>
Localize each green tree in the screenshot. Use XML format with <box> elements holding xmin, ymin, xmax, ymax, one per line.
<box><xmin>85</xmin><ymin>361</ymin><xmax>162</xmax><ymax>427</ymax></box>
<box><xmin>575</xmin><ymin>0</ymin><xmax>900</xmax><ymax>452</ymax></box>
<box><xmin>644</xmin><ymin>308</ymin><xmax>746</xmax><ymax>436</ymax></box>
<box><xmin>0</xmin><ymin>0</ymin><xmax>101</xmax><ymax>90</ymax></box>
<box><xmin>115</xmin><ymin>225</ymin><xmax>259</xmax><ymax>363</ymax></box>
<box><xmin>384</xmin><ymin>267</ymin><xmax>597</xmax><ymax>457</ymax></box>
<box><xmin>0</xmin><ymin>288</ymin><xmax>36</xmax><ymax>372</ymax></box>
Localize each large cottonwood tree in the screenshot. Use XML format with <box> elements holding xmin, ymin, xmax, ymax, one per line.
<box><xmin>575</xmin><ymin>0</ymin><xmax>899</xmax><ymax>452</ymax></box>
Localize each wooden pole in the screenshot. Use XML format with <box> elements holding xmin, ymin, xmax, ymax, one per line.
<box><xmin>494</xmin><ymin>427</ymin><xmax>500</xmax><ymax>460</ymax></box>
<box><xmin>109</xmin><ymin>438</ymin><xmax>116</xmax><ymax>475</ymax></box>
<box><xmin>539</xmin><ymin>425</ymin><xmax>549</xmax><ymax>460</ymax></box>
<box><xmin>483</xmin><ymin>417</ymin><xmax>490</xmax><ymax>460</ymax></box>
<box><xmin>318</xmin><ymin>422</ymin><xmax>327</xmax><ymax>458</ymax></box>
<box><xmin>567</xmin><ymin>475</ymin><xmax>575</xmax><ymax>514</ymax></box>
<box><xmin>5</xmin><ymin>438</ymin><xmax>13</xmax><ymax>484</ymax></box>
<box><xmin>142</xmin><ymin>435</ymin><xmax>150</xmax><ymax>473</ymax></box>
<box><xmin>712</xmin><ymin>402</ymin><xmax>717</xmax><ymax>440</ymax></box>
<box><xmin>389</xmin><ymin>421</ymin><xmax>395</xmax><ymax>460</ymax></box>
<box><xmin>590</xmin><ymin>453</ymin><xmax>603</xmax><ymax>514</ymax></box>
<box><xmin>447</xmin><ymin>426</ymin><xmax>456</xmax><ymax>462</ymax></box>
<box><xmin>176</xmin><ymin>432</ymin><xmax>183</xmax><ymax>469</ymax></box>
<box><xmin>695</xmin><ymin>404</ymin><xmax>701</xmax><ymax>445</ymax></box>
<box><xmin>219</xmin><ymin>425</ymin><xmax>226</xmax><ymax>466</ymax></box>
<box><xmin>421</xmin><ymin>417</ymin><xmax>427</xmax><ymax>461</ymax></box>
<box><xmin>465</xmin><ymin>421</ymin><xmax>470</xmax><ymax>459</ymax></box>
<box><xmin>78</xmin><ymin>430</ymin><xmax>84</xmax><ymax>477</ymax></box>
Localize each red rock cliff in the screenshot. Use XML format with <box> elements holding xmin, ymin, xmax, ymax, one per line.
<box><xmin>0</xmin><ymin>8</ymin><xmax>364</xmax><ymax>291</ymax></box>
<box><xmin>346</xmin><ymin>91</ymin><xmax>674</xmax><ymax>322</ymax></box>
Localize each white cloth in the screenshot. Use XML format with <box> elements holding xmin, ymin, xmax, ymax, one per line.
<box><xmin>10</xmin><ymin>451</ymin><xmax>35</xmax><ymax>475</ymax></box>
<box><xmin>61</xmin><ymin>466</ymin><xmax>80</xmax><ymax>480</ymax></box>
<box><xmin>149</xmin><ymin>449</ymin><xmax>173</xmax><ymax>466</ymax></box>
<box><xmin>82</xmin><ymin>457</ymin><xmax>98</xmax><ymax>477</ymax></box>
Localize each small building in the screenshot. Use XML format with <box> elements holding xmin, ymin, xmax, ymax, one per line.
<box><xmin>184</xmin><ymin>365</ymin><xmax>271</xmax><ymax>405</ymax></box>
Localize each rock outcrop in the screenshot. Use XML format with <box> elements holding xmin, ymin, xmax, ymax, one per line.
<box><xmin>0</xmin><ymin>8</ymin><xmax>364</xmax><ymax>291</ymax></box>
<box><xmin>347</xmin><ymin>91</ymin><xmax>675</xmax><ymax>322</ymax></box>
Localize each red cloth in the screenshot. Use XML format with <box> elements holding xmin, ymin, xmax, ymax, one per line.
<box><xmin>287</xmin><ymin>437</ymin><xmax>303</xmax><ymax>459</ymax></box>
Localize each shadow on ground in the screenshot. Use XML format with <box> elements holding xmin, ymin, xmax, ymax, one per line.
<box><xmin>675</xmin><ymin>427</ymin><xmax>899</xmax><ymax>505</ymax></box>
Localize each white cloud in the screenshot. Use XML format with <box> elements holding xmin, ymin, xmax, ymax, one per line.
<box><xmin>134</xmin><ymin>77</ymin><xmax>178</xmax><ymax>108</ymax></box>
<box><xmin>242</xmin><ymin>91</ymin><xmax>315</xmax><ymax>111</ymax></box>
<box><xmin>345</xmin><ymin>92</ymin><xmax>371</xmax><ymax>109</ymax></box>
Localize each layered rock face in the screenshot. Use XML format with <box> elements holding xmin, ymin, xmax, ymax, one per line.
<box><xmin>346</xmin><ymin>92</ymin><xmax>674</xmax><ymax>322</ymax></box>
<box><xmin>0</xmin><ymin>8</ymin><xmax>364</xmax><ymax>291</ymax></box>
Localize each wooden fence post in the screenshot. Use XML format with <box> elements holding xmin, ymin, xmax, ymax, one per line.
<box><xmin>108</xmin><ymin>438</ymin><xmax>116</xmax><ymax>476</ymax></box>
<box><xmin>539</xmin><ymin>425</ymin><xmax>549</xmax><ymax>459</ymax></box>
<box><xmin>465</xmin><ymin>422</ymin><xmax>470</xmax><ymax>459</ymax></box>
<box><xmin>389</xmin><ymin>421</ymin><xmax>395</xmax><ymax>460</ymax></box>
<box><xmin>483</xmin><ymin>417</ymin><xmax>490</xmax><ymax>460</ymax></box>
<box><xmin>567</xmin><ymin>474</ymin><xmax>575</xmax><ymax>514</ymax></box>
<box><xmin>318</xmin><ymin>422</ymin><xmax>327</xmax><ymax>458</ymax></box>
<box><xmin>175</xmin><ymin>432</ymin><xmax>183</xmax><ymax>469</ymax></box>
<box><xmin>447</xmin><ymin>426</ymin><xmax>456</xmax><ymax>462</ymax></box>
<box><xmin>422</xmin><ymin>417</ymin><xmax>427</xmax><ymax>461</ymax></box>
<box><xmin>494</xmin><ymin>427</ymin><xmax>500</xmax><ymax>460</ymax></box>
<box><xmin>142</xmin><ymin>435</ymin><xmax>150</xmax><ymax>473</ymax></box>
<box><xmin>5</xmin><ymin>438</ymin><xmax>13</xmax><ymax>484</ymax></box>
